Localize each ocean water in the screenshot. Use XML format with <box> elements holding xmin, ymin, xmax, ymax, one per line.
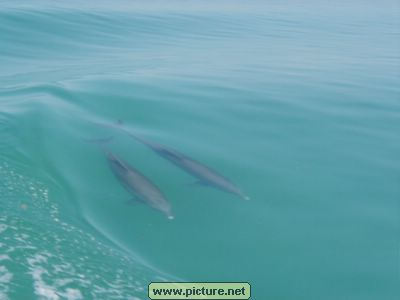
<box><xmin>0</xmin><ymin>0</ymin><xmax>399</xmax><ymax>299</ymax></box>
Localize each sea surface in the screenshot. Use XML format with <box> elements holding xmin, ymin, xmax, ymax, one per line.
<box><xmin>0</xmin><ymin>0</ymin><xmax>399</xmax><ymax>299</ymax></box>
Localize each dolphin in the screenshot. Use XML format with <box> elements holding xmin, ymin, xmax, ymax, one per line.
<box><xmin>91</xmin><ymin>119</ymin><xmax>250</xmax><ymax>200</ymax></box>
<box><xmin>127</xmin><ymin>134</ymin><xmax>249</xmax><ymax>200</ymax></box>
<box><xmin>106</xmin><ymin>151</ymin><xmax>174</xmax><ymax>219</ymax></box>
<box><xmin>93</xmin><ymin>121</ymin><xmax>250</xmax><ymax>200</ymax></box>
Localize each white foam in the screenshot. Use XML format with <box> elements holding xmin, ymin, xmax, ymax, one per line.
<box><xmin>0</xmin><ymin>224</ymin><xmax>7</xmax><ymax>234</ymax></box>
<box><xmin>0</xmin><ymin>255</ymin><xmax>10</xmax><ymax>262</ymax></box>
<box><xmin>0</xmin><ymin>163</ymin><xmax>167</xmax><ymax>299</ymax></box>
<box><xmin>30</xmin><ymin>266</ymin><xmax>59</xmax><ymax>300</ymax></box>
<box><xmin>0</xmin><ymin>266</ymin><xmax>13</xmax><ymax>283</ymax></box>
<box><xmin>60</xmin><ymin>288</ymin><xmax>83</xmax><ymax>300</ymax></box>
<box><xmin>0</xmin><ymin>265</ymin><xmax>13</xmax><ymax>300</ymax></box>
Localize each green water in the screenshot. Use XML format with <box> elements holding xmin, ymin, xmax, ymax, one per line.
<box><xmin>0</xmin><ymin>0</ymin><xmax>399</xmax><ymax>299</ymax></box>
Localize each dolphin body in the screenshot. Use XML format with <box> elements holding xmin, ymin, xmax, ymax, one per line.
<box><xmin>124</xmin><ymin>131</ymin><xmax>250</xmax><ymax>201</ymax></box>
<box><xmin>106</xmin><ymin>151</ymin><xmax>174</xmax><ymax>219</ymax></box>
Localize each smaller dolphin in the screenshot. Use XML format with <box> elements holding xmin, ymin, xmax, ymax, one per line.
<box><xmin>106</xmin><ymin>151</ymin><xmax>174</xmax><ymax>220</ymax></box>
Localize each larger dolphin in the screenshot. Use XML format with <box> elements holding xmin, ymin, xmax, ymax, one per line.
<box><xmin>129</xmin><ymin>134</ymin><xmax>249</xmax><ymax>200</ymax></box>
<box><xmin>106</xmin><ymin>151</ymin><xmax>174</xmax><ymax>219</ymax></box>
<box><xmin>97</xmin><ymin>120</ymin><xmax>250</xmax><ymax>200</ymax></box>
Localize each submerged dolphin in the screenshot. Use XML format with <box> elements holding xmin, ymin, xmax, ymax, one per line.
<box><xmin>93</xmin><ymin>121</ymin><xmax>250</xmax><ymax>200</ymax></box>
<box><xmin>93</xmin><ymin>119</ymin><xmax>250</xmax><ymax>200</ymax></box>
<box><xmin>106</xmin><ymin>151</ymin><xmax>174</xmax><ymax>219</ymax></box>
<box><xmin>128</xmin><ymin>134</ymin><xmax>249</xmax><ymax>200</ymax></box>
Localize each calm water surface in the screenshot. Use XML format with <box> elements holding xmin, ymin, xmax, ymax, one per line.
<box><xmin>0</xmin><ymin>0</ymin><xmax>399</xmax><ymax>299</ymax></box>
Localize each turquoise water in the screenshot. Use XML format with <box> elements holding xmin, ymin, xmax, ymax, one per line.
<box><xmin>1</xmin><ymin>0</ymin><xmax>399</xmax><ymax>299</ymax></box>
